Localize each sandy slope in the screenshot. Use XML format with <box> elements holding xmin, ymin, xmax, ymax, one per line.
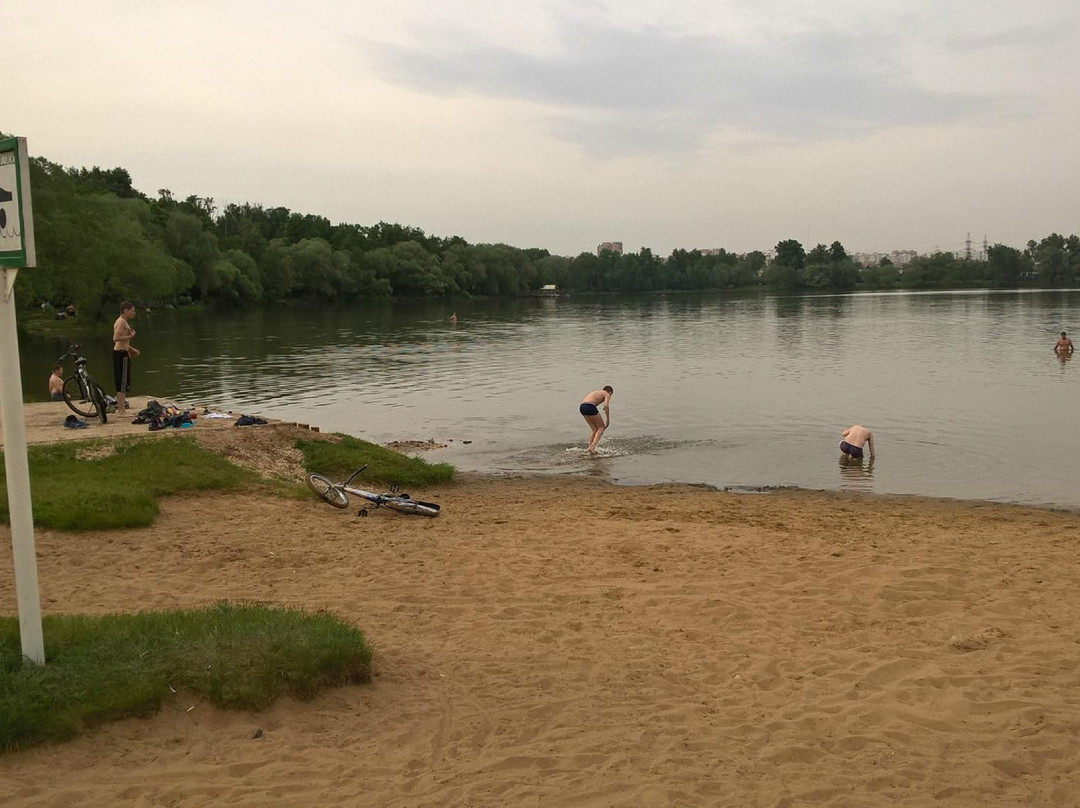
<box><xmin>3</xmin><ymin>436</ymin><xmax>1080</xmax><ymax>807</ymax></box>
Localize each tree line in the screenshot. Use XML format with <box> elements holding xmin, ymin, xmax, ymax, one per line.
<box><xmin>11</xmin><ymin>149</ymin><xmax>1080</xmax><ymax>319</ymax></box>
<box><xmin>765</xmin><ymin>237</ymin><xmax>1080</xmax><ymax>291</ymax></box>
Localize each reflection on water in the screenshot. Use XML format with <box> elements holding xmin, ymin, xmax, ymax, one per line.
<box><xmin>17</xmin><ymin>290</ymin><xmax>1080</xmax><ymax>508</ymax></box>
<box><xmin>838</xmin><ymin>455</ymin><xmax>875</xmax><ymax>493</ymax></box>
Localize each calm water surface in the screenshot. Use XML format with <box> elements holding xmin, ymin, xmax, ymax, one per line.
<box><xmin>21</xmin><ymin>290</ymin><xmax>1080</xmax><ymax>508</ymax></box>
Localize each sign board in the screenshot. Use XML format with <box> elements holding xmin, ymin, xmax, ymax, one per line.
<box><xmin>0</xmin><ymin>136</ymin><xmax>36</xmax><ymax>268</ymax></box>
<box><xmin>0</xmin><ymin>135</ymin><xmax>43</xmax><ymax>665</ymax></box>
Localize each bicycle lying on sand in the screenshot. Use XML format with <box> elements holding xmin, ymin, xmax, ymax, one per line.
<box><xmin>58</xmin><ymin>344</ymin><xmax>108</xmax><ymax>424</ymax></box>
<box><xmin>306</xmin><ymin>465</ymin><xmax>441</xmax><ymax>517</ymax></box>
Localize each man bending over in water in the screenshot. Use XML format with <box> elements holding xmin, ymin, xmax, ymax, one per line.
<box><xmin>580</xmin><ymin>386</ymin><xmax>613</xmax><ymax>454</ymax></box>
<box><xmin>840</xmin><ymin>424</ymin><xmax>875</xmax><ymax>460</ymax></box>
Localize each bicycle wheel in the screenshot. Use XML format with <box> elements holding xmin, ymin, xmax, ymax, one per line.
<box><xmin>306</xmin><ymin>474</ymin><xmax>349</xmax><ymax>509</ymax></box>
<box><xmin>382</xmin><ymin>495</ymin><xmax>441</xmax><ymax>517</ymax></box>
<box><xmin>62</xmin><ymin>375</ymin><xmax>99</xmax><ymax>418</ymax></box>
<box><xmin>88</xmin><ymin>379</ymin><xmax>108</xmax><ymax>424</ymax></box>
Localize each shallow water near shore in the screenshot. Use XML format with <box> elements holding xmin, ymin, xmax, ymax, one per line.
<box><xmin>21</xmin><ymin>289</ymin><xmax>1080</xmax><ymax>508</ymax></box>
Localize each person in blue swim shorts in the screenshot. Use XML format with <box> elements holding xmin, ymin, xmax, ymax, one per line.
<box><xmin>839</xmin><ymin>424</ymin><xmax>875</xmax><ymax>460</ymax></box>
<box><xmin>579</xmin><ymin>386</ymin><xmax>613</xmax><ymax>454</ymax></box>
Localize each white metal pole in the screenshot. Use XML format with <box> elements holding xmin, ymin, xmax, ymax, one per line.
<box><xmin>0</xmin><ymin>267</ymin><xmax>45</xmax><ymax>665</ymax></box>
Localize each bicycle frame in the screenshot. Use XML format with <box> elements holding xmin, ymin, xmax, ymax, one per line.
<box><xmin>72</xmin><ymin>361</ymin><xmax>92</xmax><ymax>398</ymax></box>
<box><xmin>58</xmin><ymin>344</ymin><xmax>108</xmax><ymax>424</ymax></box>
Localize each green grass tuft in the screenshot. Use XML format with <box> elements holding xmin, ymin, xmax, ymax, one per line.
<box><xmin>297</xmin><ymin>434</ymin><xmax>454</xmax><ymax>488</ymax></box>
<box><xmin>0</xmin><ymin>603</ymin><xmax>372</xmax><ymax>752</ymax></box>
<box><xmin>0</xmin><ymin>437</ymin><xmax>257</xmax><ymax>530</ymax></box>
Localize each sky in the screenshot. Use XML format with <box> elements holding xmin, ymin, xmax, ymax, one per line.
<box><xmin>7</xmin><ymin>0</ymin><xmax>1080</xmax><ymax>258</ymax></box>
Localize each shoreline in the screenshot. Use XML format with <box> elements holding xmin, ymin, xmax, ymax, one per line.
<box><xmin>5</xmin><ymin>398</ymin><xmax>1078</xmax><ymax>516</ymax></box>
<box><xmin>456</xmin><ymin>466</ymin><xmax>1080</xmax><ymax>517</ymax></box>
<box><xmin>7</xmin><ymin>396</ymin><xmax>1080</xmax><ymax>517</ymax></box>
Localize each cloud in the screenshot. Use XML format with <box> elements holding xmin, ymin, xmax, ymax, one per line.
<box><xmin>365</xmin><ymin>15</ymin><xmax>1013</xmax><ymax>156</ymax></box>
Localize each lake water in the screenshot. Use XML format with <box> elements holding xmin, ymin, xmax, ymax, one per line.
<box><xmin>19</xmin><ymin>290</ymin><xmax>1080</xmax><ymax>508</ymax></box>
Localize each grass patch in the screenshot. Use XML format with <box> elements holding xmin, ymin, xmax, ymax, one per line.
<box><xmin>17</xmin><ymin>310</ymin><xmax>105</xmax><ymax>340</ymax></box>
<box><xmin>0</xmin><ymin>436</ymin><xmax>256</xmax><ymax>530</ymax></box>
<box><xmin>0</xmin><ymin>603</ymin><xmax>372</xmax><ymax>752</ymax></box>
<box><xmin>297</xmin><ymin>434</ymin><xmax>454</xmax><ymax>488</ymax></box>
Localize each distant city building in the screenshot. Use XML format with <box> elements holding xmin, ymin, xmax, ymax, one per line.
<box><xmin>852</xmin><ymin>250</ymin><xmax>919</xmax><ymax>267</ymax></box>
<box><xmin>597</xmin><ymin>241</ymin><xmax>623</xmax><ymax>256</ymax></box>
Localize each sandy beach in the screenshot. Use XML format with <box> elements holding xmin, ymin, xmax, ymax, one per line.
<box><xmin>2</xmin><ymin>414</ymin><xmax>1080</xmax><ymax>806</ymax></box>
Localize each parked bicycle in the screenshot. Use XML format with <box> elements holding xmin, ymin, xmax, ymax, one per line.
<box><xmin>57</xmin><ymin>344</ymin><xmax>108</xmax><ymax>424</ymax></box>
<box><xmin>306</xmin><ymin>465</ymin><xmax>441</xmax><ymax>517</ymax></box>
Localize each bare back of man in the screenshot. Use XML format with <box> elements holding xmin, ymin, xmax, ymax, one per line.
<box><xmin>579</xmin><ymin>386</ymin><xmax>613</xmax><ymax>454</ymax></box>
<box><xmin>840</xmin><ymin>424</ymin><xmax>875</xmax><ymax>460</ymax></box>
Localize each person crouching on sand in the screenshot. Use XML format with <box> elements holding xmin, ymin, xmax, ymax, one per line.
<box><xmin>580</xmin><ymin>386</ymin><xmax>613</xmax><ymax>454</ymax></box>
<box><xmin>840</xmin><ymin>424</ymin><xmax>875</xmax><ymax>460</ymax></box>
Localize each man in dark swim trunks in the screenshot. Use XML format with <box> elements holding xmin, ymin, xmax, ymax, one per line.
<box><xmin>839</xmin><ymin>424</ymin><xmax>874</xmax><ymax>460</ymax></box>
<box><xmin>580</xmin><ymin>386</ymin><xmax>613</xmax><ymax>454</ymax></box>
<box><xmin>112</xmin><ymin>300</ymin><xmax>140</xmax><ymax>414</ymax></box>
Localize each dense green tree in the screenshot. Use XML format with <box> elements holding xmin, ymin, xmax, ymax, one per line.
<box><xmin>802</xmin><ymin>263</ymin><xmax>832</xmax><ymax>288</ymax></box>
<box><xmin>986</xmin><ymin>244</ymin><xmax>1027</xmax><ymax>287</ymax></box>
<box><xmin>68</xmin><ymin>166</ymin><xmax>140</xmax><ymax>198</ymax></box>
<box><xmin>1030</xmin><ymin>233</ymin><xmax>1070</xmax><ymax>286</ymax></box>
<box><xmin>16</xmin><ymin>158</ymin><xmax>191</xmax><ymax>316</ymax></box>
<box><xmin>163</xmin><ymin>210</ymin><xmax>221</xmax><ymax>300</ymax></box>
<box><xmin>807</xmin><ymin>244</ymin><xmax>830</xmax><ymax>265</ymax></box>
<box><xmin>568</xmin><ymin>252</ymin><xmax>602</xmax><ymax>292</ymax></box>
<box><xmin>533</xmin><ymin>254</ymin><xmax>572</xmax><ymax>289</ymax></box>
<box><xmin>861</xmin><ymin>263</ymin><xmax>898</xmax><ymax>289</ymax></box>
<box><xmin>362</xmin><ymin>241</ymin><xmax>446</xmax><ymax>297</ymax></box>
<box><xmin>774</xmin><ymin>239</ymin><xmax>806</xmax><ymax>271</ymax></box>
<box><xmin>290</xmin><ymin>238</ymin><xmax>345</xmax><ymax>300</ymax></box>
<box><xmin>765</xmin><ymin>240</ymin><xmax>807</xmax><ymax>290</ymax></box>
<box><xmin>763</xmin><ymin>262</ymin><xmax>800</xmax><ymax>290</ymax></box>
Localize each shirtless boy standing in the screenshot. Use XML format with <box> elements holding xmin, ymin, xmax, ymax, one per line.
<box><xmin>580</xmin><ymin>386</ymin><xmax>613</xmax><ymax>454</ymax></box>
<box><xmin>112</xmin><ymin>301</ymin><xmax>140</xmax><ymax>413</ymax></box>
<box><xmin>840</xmin><ymin>424</ymin><xmax>875</xmax><ymax>460</ymax></box>
<box><xmin>1054</xmin><ymin>331</ymin><xmax>1074</xmax><ymax>354</ymax></box>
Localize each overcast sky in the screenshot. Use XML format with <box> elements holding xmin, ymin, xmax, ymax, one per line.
<box><xmin>8</xmin><ymin>0</ymin><xmax>1080</xmax><ymax>257</ymax></box>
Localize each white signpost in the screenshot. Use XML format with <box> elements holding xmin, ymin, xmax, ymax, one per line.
<box><xmin>0</xmin><ymin>136</ymin><xmax>44</xmax><ymax>665</ymax></box>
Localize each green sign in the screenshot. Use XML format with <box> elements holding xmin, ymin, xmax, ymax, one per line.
<box><xmin>0</xmin><ymin>137</ymin><xmax>36</xmax><ymax>269</ymax></box>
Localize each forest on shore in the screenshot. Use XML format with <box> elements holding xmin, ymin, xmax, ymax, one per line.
<box><xmin>12</xmin><ymin>146</ymin><xmax>1080</xmax><ymax>320</ymax></box>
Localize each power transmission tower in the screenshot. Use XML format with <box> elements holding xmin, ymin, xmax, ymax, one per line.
<box><xmin>965</xmin><ymin>232</ymin><xmax>972</xmax><ymax>261</ymax></box>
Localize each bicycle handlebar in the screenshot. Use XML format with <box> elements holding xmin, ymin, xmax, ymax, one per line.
<box><xmin>343</xmin><ymin>465</ymin><xmax>369</xmax><ymax>487</ymax></box>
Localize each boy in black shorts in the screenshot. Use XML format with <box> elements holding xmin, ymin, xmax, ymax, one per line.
<box><xmin>112</xmin><ymin>301</ymin><xmax>140</xmax><ymax>413</ymax></box>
